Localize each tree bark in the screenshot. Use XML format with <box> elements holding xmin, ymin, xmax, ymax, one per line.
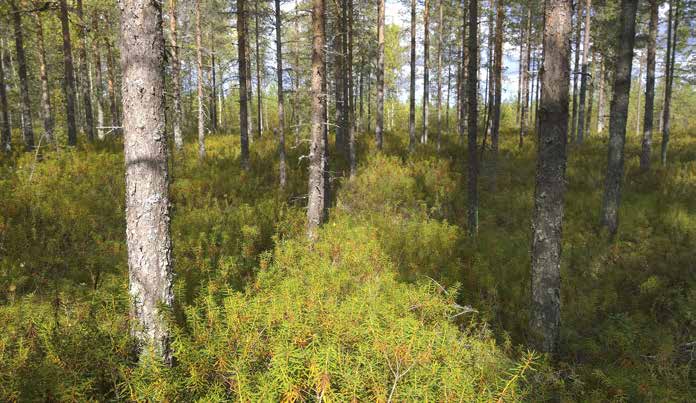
<box><xmin>238</xmin><ymin>0</ymin><xmax>250</xmax><ymax>169</ymax></box>
<box><xmin>600</xmin><ymin>0</ymin><xmax>638</xmax><ymax>237</ymax></box>
<box><xmin>307</xmin><ymin>0</ymin><xmax>327</xmax><ymax>240</ymax></box>
<box><xmin>274</xmin><ymin>0</ymin><xmax>287</xmax><ymax>187</ymax></box>
<box><xmin>467</xmin><ymin>0</ymin><xmax>479</xmax><ymax>236</ymax></box>
<box><xmin>584</xmin><ymin>51</ymin><xmax>595</xmax><ymax>138</ymax></box>
<box><xmin>255</xmin><ymin>0</ymin><xmax>263</xmax><ymax>136</ymax></box>
<box><xmin>59</xmin><ymin>0</ymin><xmax>78</xmax><ymax>146</ymax></box>
<box><xmin>595</xmin><ymin>58</ymin><xmax>606</xmax><ymax>134</ymax></box>
<box><xmin>376</xmin><ymin>0</ymin><xmax>385</xmax><ymax>150</ymax></box>
<box><xmin>10</xmin><ymin>0</ymin><xmax>34</xmax><ymax>150</ymax></box>
<box><xmin>661</xmin><ymin>0</ymin><xmax>679</xmax><ymax>166</ymax></box>
<box><xmin>422</xmin><ymin>0</ymin><xmax>430</xmax><ymax>144</ymax></box>
<box><xmin>105</xmin><ymin>36</ymin><xmax>120</xmax><ymax>130</ymax></box>
<box><xmin>436</xmin><ymin>0</ymin><xmax>443</xmax><ymax>150</ymax></box>
<box><xmin>408</xmin><ymin>0</ymin><xmax>416</xmax><ymax>151</ymax></box>
<box><xmin>91</xmin><ymin>13</ymin><xmax>106</xmax><ymax>141</ymax></box>
<box><xmin>530</xmin><ymin>0</ymin><xmax>572</xmax><ymax>356</ymax></box>
<box><xmin>348</xmin><ymin>0</ymin><xmax>356</xmax><ymax>176</ymax></box>
<box><xmin>195</xmin><ymin>0</ymin><xmax>206</xmax><ymax>159</ymax></box>
<box><xmin>490</xmin><ymin>0</ymin><xmax>503</xmax><ymax>172</ymax></box>
<box><xmin>576</xmin><ymin>0</ymin><xmax>591</xmax><ymax>143</ymax></box>
<box><xmin>210</xmin><ymin>32</ymin><xmax>218</xmax><ymax>133</ymax></box>
<box><xmin>35</xmin><ymin>14</ymin><xmax>54</xmax><ymax>144</ymax></box>
<box><xmin>0</xmin><ymin>39</ymin><xmax>11</xmax><ymax>152</ymax></box>
<box><xmin>519</xmin><ymin>6</ymin><xmax>532</xmax><ymax>147</ymax></box>
<box><xmin>76</xmin><ymin>0</ymin><xmax>95</xmax><ymax>141</ymax></box>
<box><xmin>459</xmin><ymin>0</ymin><xmax>468</xmax><ymax>144</ymax></box>
<box><xmin>640</xmin><ymin>0</ymin><xmax>658</xmax><ymax>171</ymax></box>
<box><xmin>570</xmin><ymin>0</ymin><xmax>582</xmax><ymax>142</ymax></box>
<box><xmin>169</xmin><ymin>0</ymin><xmax>184</xmax><ymax>151</ymax></box>
<box><xmin>118</xmin><ymin>0</ymin><xmax>174</xmax><ymax>364</ymax></box>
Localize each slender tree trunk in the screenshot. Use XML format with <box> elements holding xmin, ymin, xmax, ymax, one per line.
<box><xmin>367</xmin><ymin>67</ymin><xmax>372</xmax><ymax>132</ymax></box>
<box><xmin>490</xmin><ymin>0</ymin><xmax>503</xmax><ymax>172</ymax></box>
<box><xmin>376</xmin><ymin>0</ymin><xmax>385</xmax><ymax>150</ymax></box>
<box><xmin>10</xmin><ymin>0</ymin><xmax>34</xmax><ymax>150</ymax></box>
<box><xmin>459</xmin><ymin>1</ymin><xmax>468</xmax><ymax>144</ymax></box>
<box><xmin>596</xmin><ymin>58</ymin><xmax>606</xmax><ymax>133</ymax></box>
<box><xmin>195</xmin><ymin>0</ymin><xmax>206</xmax><ymax>159</ymax></box>
<box><xmin>358</xmin><ymin>59</ymin><xmax>364</xmax><ymax>132</ymax></box>
<box><xmin>600</xmin><ymin>0</ymin><xmax>638</xmax><ymax>237</ymax></box>
<box><xmin>576</xmin><ymin>0</ymin><xmax>591</xmax><ymax>143</ymax></box>
<box><xmin>118</xmin><ymin>0</ymin><xmax>174</xmax><ymax>364</ymax></box>
<box><xmin>255</xmin><ymin>0</ymin><xmax>263</xmax><ymax>136</ymax></box>
<box><xmin>570</xmin><ymin>0</ymin><xmax>582</xmax><ymax>142</ymax></box>
<box><xmin>640</xmin><ymin>0</ymin><xmax>658</xmax><ymax>171</ymax></box>
<box><xmin>530</xmin><ymin>0</ymin><xmax>572</xmax><ymax>356</ymax></box>
<box><xmin>483</xmin><ymin>3</ymin><xmax>494</xmax><ymax>142</ymax></box>
<box><xmin>446</xmin><ymin>61</ymin><xmax>451</xmax><ymax>132</ymax></box>
<box><xmin>408</xmin><ymin>0</ymin><xmax>416</xmax><ymax>151</ymax></box>
<box><xmin>436</xmin><ymin>0</ymin><xmax>443</xmax><ymax>150</ymax></box>
<box><xmin>168</xmin><ymin>0</ymin><xmax>183</xmax><ymax>151</ymax></box>
<box><xmin>519</xmin><ymin>6</ymin><xmax>532</xmax><ymax>147</ymax></box>
<box><xmin>334</xmin><ymin>0</ymin><xmax>345</xmax><ymax>152</ymax></box>
<box><xmin>422</xmin><ymin>0</ymin><xmax>430</xmax><ymax>144</ymax></box>
<box><xmin>91</xmin><ymin>13</ymin><xmax>106</xmax><ymax>140</ymax></box>
<box><xmin>35</xmin><ymin>14</ymin><xmax>54</xmax><ymax>144</ymax></box>
<box><xmin>293</xmin><ymin>0</ymin><xmax>301</xmax><ymax>146</ymax></box>
<box><xmin>0</xmin><ymin>40</ymin><xmax>11</xmax><ymax>152</ymax></box>
<box><xmin>635</xmin><ymin>50</ymin><xmax>644</xmax><ymax>136</ymax></box>
<box><xmin>275</xmin><ymin>0</ymin><xmax>287</xmax><ymax>187</ymax></box>
<box><xmin>348</xmin><ymin>0</ymin><xmax>356</xmax><ymax>176</ymax></box>
<box><xmin>467</xmin><ymin>0</ymin><xmax>479</xmax><ymax>236</ymax></box>
<box><xmin>77</xmin><ymin>0</ymin><xmax>95</xmax><ymax>141</ymax></box>
<box><xmin>210</xmin><ymin>33</ymin><xmax>218</xmax><ymax>133</ymax></box>
<box><xmin>307</xmin><ymin>0</ymin><xmax>327</xmax><ymax>240</ymax></box>
<box><xmin>239</xmin><ymin>0</ymin><xmax>250</xmax><ymax>169</ymax></box>
<box><xmin>584</xmin><ymin>52</ymin><xmax>595</xmax><ymax>138</ymax></box>
<box><xmin>59</xmin><ymin>0</ymin><xmax>78</xmax><ymax>145</ymax></box>
<box><xmin>661</xmin><ymin>0</ymin><xmax>679</xmax><ymax>166</ymax></box>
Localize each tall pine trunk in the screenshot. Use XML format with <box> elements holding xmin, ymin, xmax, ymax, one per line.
<box><xmin>275</xmin><ymin>0</ymin><xmax>287</xmax><ymax>187</ymax></box>
<box><xmin>376</xmin><ymin>0</ymin><xmax>385</xmax><ymax>150</ymax></box>
<box><xmin>576</xmin><ymin>0</ymin><xmax>591</xmax><ymax>143</ymax></box>
<box><xmin>238</xmin><ymin>0</ymin><xmax>250</xmax><ymax>169</ymax></box>
<box><xmin>467</xmin><ymin>0</ymin><xmax>479</xmax><ymax>236</ymax></box>
<box><xmin>10</xmin><ymin>0</ymin><xmax>34</xmax><ymax>150</ymax></box>
<box><xmin>595</xmin><ymin>58</ymin><xmax>606</xmax><ymax>134</ymax></box>
<box><xmin>59</xmin><ymin>0</ymin><xmax>78</xmax><ymax>146</ymax></box>
<box><xmin>0</xmin><ymin>39</ymin><xmax>11</xmax><ymax>152</ymax></box>
<box><xmin>570</xmin><ymin>0</ymin><xmax>582</xmax><ymax>142</ymax></box>
<box><xmin>519</xmin><ymin>6</ymin><xmax>532</xmax><ymax>147</ymax></box>
<box><xmin>348</xmin><ymin>0</ymin><xmax>356</xmax><ymax>176</ymax></box>
<box><xmin>408</xmin><ymin>0</ymin><xmax>416</xmax><ymax>151</ymax></box>
<box><xmin>91</xmin><ymin>12</ymin><xmax>106</xmax><ymax>140</ymax></box>
<box><xmin>118</xmin><ymin>0</ymin><xmax>174</xmax><ymax>364</ymax></box>
<box><xmin>490</xmin><ymin>0</ymin><xmax>503</xmax><ymax>173</ymax></box>
<box><xmin>35</xmin><ymin>14</ymin><xmax>54</xmax><ymax>144</ymax></box>
<box><xmin>530</xmin><ymin>0</ymin><xmax>572</xmax><ymax>356</ymax></box>
<box><xmin>195</xmin><ymin>0</ymin><xmax>206</xmax><ymax>159</ymax></box>
<box><xmin>169</xmin><ymin>0</ymin><xmax>184</xmax><ymax>151</ymax></box>
<box><xmin>661</xmin><ymin>0</ymin><xmax>679</xmax><ymax>166</ymax></box>
<box><xmin>76</xmin><ymin>0</ymin><xmax>95</xmax><ymax>141</ymax></box>
<box><xmin>600</xmin><ymin>0</ymin><xmax>638</xmax><ymax>236</ymax></box>
<box><xmin>255</xmin><ymin>0</ymin><xmax>263</xmax><ymax>136</ymax></box>
<box><xmin>105</xmin><ymin>37</ymin><xmax>120</xmax><ymax>130</ymax></box>
<box><xmin>436</xmin><ymin>0</ymin><xmax>443</xmax><ymax>150</ymax></box>
<box><xmin>640</xmin><ymin>0</ymin><xmax>658</xmax><ymax>171</ymax></box>
<box><xmin>422</xmin><ymin>0</ymin><xmax>430</xmax><ymax>144</ymax></box>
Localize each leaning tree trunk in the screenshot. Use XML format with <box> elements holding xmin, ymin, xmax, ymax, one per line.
<box><xmin>35</xmin><ymin>14</ymin><xmax>54</xmax><ymax>144</ymax></box>
<box><xmin>77</xmin><ymin>0</ymin><xmax>95</xmax><ymax>141</ymax></box>
<box><xmin>195</xmin><ymin>0</ymin><xmax>206</xmax><ymax>159</ymax></box>
<box><xmin>375</xmin><ymin>0</ymin><xmax>385</xmax><ymax>150</ymax></box>
<box><xmin>307</xmin><ymin>0</ymin><xmax>327</xmax><ymax>240</ymax></box>
<box><xmin>169</xmin><ymin>0</ymin><xmax>183</xmax><ymax>151</ymax></box>
<box><xmin>640</xmin><ymin>0</ymin><xmax>658</xmax><ymax>171</ymax></box>
<box><xmin>118</xmin><ymin>0</ymin><xmax>174</xmax><ymax>364</ymax></box>
<box><xmin>238</xmin><ymin>0</ymin><xmax>250</xmax><ymax>169</ymax></box>
<box><xmin>422</xmin><ymin>0</ymin><xmax>430</xmax><ymax>144</ymax></box>
<box><xmin>274</xmin><ymin>0</ymin><xmax>287</xmax><ymax>187</ymax></box>
<box><xmin>10</xmin><ymin>0</ymin><xmax>34</xmax><ymax>150</ymax></box>
<box><xmin>467</xmin><ymin>0</ymin><xmax>479</xmax><ymax>236</ymax></box>
<box><xmin>0</xmin><ymin>40</ymin><xmax>11</xmax><ymax>152</ymax></box>
<box><xmin>59</xmin><ymin>0</ymin><xmax>78</xmax><ymax>146</ymax></box>
<box><xmin>570</xmin><ymin>0</ymin><xmax>582</xmax><ymax>142</ymax></box>
<box><xmin>576</xmin><ymin>0</ymin><xmax>591</xmax><ymax>143</ymax></box>
<box><xmin>530</xmin><ymin>0</ymin><xmax>572</xmax><ymax>356</ymax></box>
<box><xmin>600</xmin><ymin>0</ymin><xmax>638</xmax><ymax>237</ymax></box>
<box><xmin>408</xmin><ymin>0</ymin><xmax>416</xmax><ymax>151</ymax></box>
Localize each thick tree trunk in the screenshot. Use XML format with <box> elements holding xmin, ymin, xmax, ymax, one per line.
<box><xmin>35</xmin><ymin>14</ymin><xmax>54</xmax><ymax>144</ymax></box>
<box><xmin>408</xmin><ymin>0</ymin><xmax>416</xmax><ymax>151</ymax></box>
<box><xmin>600</xmin><ymin>0</ymin><xmax>638</xmax><ymax>236</ymax></box>
<box><xmin>195</xmin><ymin>0</ymin><xmax>206</xmax><ymax>159</ymax></box>
<box><xmin>640</xmin><ymin>0</ymin><xmax>658</xmax><ymax>171</ymax></box>
<box><xmin>376</xmin><ymin>0</ymin><xmax>385</xmax><ymax>150</ymax></box>
<box><xmin>169</xmin><ymin>0</ymin><xmax>184</xmax><ymax>151</ymax></box>
<box><xmin>0</xmin><ymin>40</ymin><xmax>11</xmax><ymax>152</ymax></box>
<box><xmin>10</xmin><ymin>0</ymin><xmax>34</xmax><ymax>150</ymax></box>
<box><xmin>118</xmin><ymin>0</ymin><xmax>174</xmax><ymax>364</ymax></box>
<box><xmin>519</xmin><ymin>6</ymin><xmax>532</xmax><ymax>147</ymax></box>
<box><xmin>77</xmin><ymin>0</ymin><xmax>95</xmax><ymax>141</ymax></box>
<box><xmin>59</xmin><ymin>0</ymin><xmax>78</xmax><ymax>146</ymax></box>
<box><xmin>661</xmin><ymin>0</ymin><xmax>679</xmax><ymax>166</ymax></box>
<box><xmin>422</xmin><ymin>0</ymin><xmax>430</xmax><ymax>144</ymax></box>
<box><xmin>530</xmin><ymin>0</ymin><xmax>572</xmax><ymax>356</ymax></box>
<box><xmin>436</xmin><ymin>0</ymin><xmax>443</xmax><ymax>150</ymax></box>
<box><xmin>274</xmin><ymin>0</ymin><xmax>287</xmax><ymax>187</ymax></box>
<box><xmin>238</xmin><ymin>0</ymin><xmax>250</xmax><ymax>169</ymax></box>
<box><xmin>576</xmin><ymin>0</ymin><xmax>591</xmax><ymax>143</ymax></box>
<box><xmin>307</xmin><ymin>0</ymin><xmax>327</xmax><ymax>240</ymax></box>
<box><xmin>570</xmin><ymin>0</ymin><xmax>582</xmax><ymax>142</ymax></box>
<box><xmin>255</xmin><ymin>0</ymin><xmax>263</xmax><ymax>136</ymax></box>
<box><xmin>467</xmin><ymin>0</ymin><xmax>479</xmax><ymax>236</ymax></box>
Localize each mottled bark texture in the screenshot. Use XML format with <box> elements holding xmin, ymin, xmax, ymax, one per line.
<box><xmin>530</xmin><ymin>0</ymin><xmax>572</xmax><ymax>355</ymax></box>
<box><xmin>639</xmin><ymin>0</ymin><xmax>658</xmax><ymax>171</ymax></box>
<box><xmin>10</xmin><ymin>0</ymin><xmax>34</xmax><ymax>150</ymax></box>
<box><xmin>118</xmin><ymin>0</ymin><xmax>174</xmax><ymax>364</ymax></box>
<box><xmin>274</xmin><ymin>0</ymin><xmax>287</xmax><ymax>187</ymax></box>
<box><xmin>307</xmin><ymin>0</ymin><xmax>326</xmax><ymax>240</ymax></box>
<box><xmin>576</xmin><ymin>0</ymin><xmax>591</xmax><ymax>143</ymax></box>
<box><xmin>169</xmin><ymin>0</ymin><xmax>184</xmax><ymax>151</ymax></box>
<box><xmin>59</xmin><ymin>0</ymin><xmax>78</xmax><ymax>146</ymax></box>
<box><xmin>35</xmin><ymin>15</ymin><xmax>54</xmax><ymax>144</ymax></box>
<box><xmin>408</xmin><ymin>0</ymin><xmax>416</xmax><ymax>152</ymax></box>
<box><xmin>238</xmin><ymin>0</ymin><xmax>250</xmax><ymax>169</ymax></box>
<box><xmin>375</xmin><ymin>0</ymin><xmax>385</xmax><ymax>150</ymax></box>
<box><xmin>77</xmin><ymin>0</ymin><xmax>95</xmax><ymax>141</ymax></box>
<box><xmin>467</xmin><ymin>0</ymin><xmax>478</xmax><ymax>237</ymax></box>
<box><xmin>600</xmin><ymin>0</ymin><xmax>638</xmax><ymax>237</ymax></box>
<box><xmin>0</xmin><ymin>40</ymin><xmax>10</xmax><ymax>152</ymax></box>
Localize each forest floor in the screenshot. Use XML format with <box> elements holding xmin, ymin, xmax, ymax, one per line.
<box><xmin>0</xmin><ymin>128</ymin><xmax>694</xmax><ymax>400</ymax></box>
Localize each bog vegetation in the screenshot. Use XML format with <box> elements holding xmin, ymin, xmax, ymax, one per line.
<box><xmin>1</xmin><ymin>0</ymin><xmax>695</xmax><ymax>401</ymax></box>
